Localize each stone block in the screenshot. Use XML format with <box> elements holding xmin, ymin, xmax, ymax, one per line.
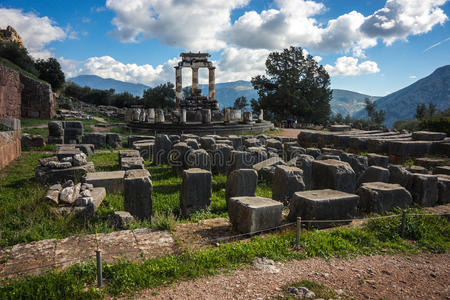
<box><xmin>329</xmin><ymin>125</ymin><xmax>351</xmax><ymax>132</ymax></box>
<box><xmin>358</xmin><ymin>166</ymin><xmax>390</xmax><ymax>186</ymax></box>
<box><xmin>185</xmin><ymin>138</ymin><xmax>199</xmax><ymax>150</ymax></box>
<box><xmin>253</xmin><ymin>156</ymin><xmax>285</xmax><ymax>172</ymax></box>
<box><xmin>225</xmin><ymin>169</ymin><xmax>258</xmax><ymax>203</ymax></box>
<box><xmin>75</xmin><ymin>144</ymin><xmax>94</xmax><ymax>157</ymax></box>
<box><xmin>287</xmin><ymin>189</ymin><xmax>358</xmax><ymax>222</ymax></box>
<box><xmin>199</xmin><ymin>137</ymin><xmax>216</xmax><ymax>150</ymax></box>
<box><xmin>109</xmin><ymin>211</ymin><xmax>135</xmax><ymax>229</ymax></box>
<box><xmin>247</xmin><ymin>146</ymin><xmax>268</xmax><ymax>164</ymax></box>
<box><xmin>124</xmin><ymin>169</ymin><xmax>152</xmax><ymax>219</ymax></box>
<box><xmin>226</xmin><ymin>135</ymin><xmax>243</xmax><ymax>150</ymax></box>
<box><xmin>211</xmin><ymin>143</ymin><xmax>233</xmax><ymax>174</ymax></box>
<box><xmin>84</xmin><ymin>171</ymin><xmax>125</xmax><ymax>193</ymax></box>
<box><xmin>312</xmin><ymin>159</ymin><xmax>356</xmax><ymax>193</ymax></box>
<box><xmin>228</xmin><ymin>196</ymin><xmax>283</xmax><ymax>234</ymax></box>
<box><xmin>367</xmin><ymin>153</ymin><xmax>389</xmax><ymax>168</ymax></box>
<box><xmin>48</xmin><ymin>121</ymin><xmax>63</xmax><ymax>137</ymax></box>
<box><xmin>106</xmin><ymin>133</ymin><xmax>122</xmax><ymax>148</ymax></box>
<box><xmin>230</xmin><ymin>150</ymin><xmax>254</xmax><ymax>171</ymax></box>
<box><xmin>133</xmin><ymin>141</ymin><xmax>154</xmax><ymax>160</ymax></box>
<box><xmin>306</xmin><ymin>148</ymin><xmax>321</xmax><ymax>159</ymax></box>
<box><xmin>153</xmin><ymin>134</ymin><xmax>172</xmax><ymax>165</ymax></box>
<box><xmin>128</xmin><ymin>135</ymin><xmax>155</xmax><ymax>147</ymax></box>
<box><xmin>121</xmin><ymin>157</ymin><xmax>144</xmax><ymax>170</ymax></box>
<box><xmin>318</xmin><ymin>154</ymin><xmax>340</xmax><ymax>161</ymax></box>
<box><xmin>437</xmin><ymin>175</ymin><xmax>450</xmax><ymax>204</ymax></box>
<box><xmin>388</xmin><ymin>165</ymin><xmax>413</xmax><ymax>188</ymax></box>
<box><xmin>340</xmin><ymin>153</ymin><xmax>368</xmax><ymax>178</ymax></box>
<box><xmin>35</xmin><ymin>162</ymin><xmax>94</xmax><ymax>185</ymax></box>
<box><xmin>356</xmin><ymin>182</ymin><xmax>412</xmax><ymax>213</ymax></box>
<box><xmin>169</xmin><ymin>142</ymin><xmax>191</xmax><ymax>175</ymax></box>
<box><xmin>272</xmin><ymin>165</ymin><xmax>305</xmax><ymax>204</ymax></box>
<box><xmin>414</xmin><ymin>157</ymin><xmax>450</xmax><ymax>169</ymax></box>
<box><xmin>406</xmin><ymin>165</ymin><xmax>429</xmax><ymax>174</ymax></box>
<box><xmin>180</xmin><ymin>168</ymin><xmax>212</xmax><ymax>217</ymax></box>
<box><xmin>118</xmin><ymin>150</ymin><xmax>140</xmax><ymax>163</ymax></box>
<box><xmin>412</xmin><ymin>131</ymin><xmax>446</xmax><ymax>141</ymax></box>
<box><xmin>186</xmin><ymin>149</ymin><xmax>211</xmax><ymax>171</ymax></box>
<box><xmin>434</xmin><ymin>166</ymin><xmax>450</xmax><ymax>175</ymax></box>
<box><xmin>410</xmin><ymin>174</ymin><xmax>438</xmax><ymax>206</ymax></box>
<box><xmin>289</xmin><ymin>154</ymin><xmax>314</xmax><ymax>189</ymax></box>
<box><xmin>82</xmin><ymin>133</ymin><xmax>106</xmax><ymax>149</ymax></box>
<box><xmin>266</xmin><ymin>139</ymin><xmax>282</xmax><ymax>150</ymax></box>
<box><xmin>389</xmin><ymin>141</ymin><xmax>433</xmax><ymax>159</ymax></box>
<box><xmin>244</xmin><ymin>138</ymin><xmax>261</xmax><ymax>148</ymax></box>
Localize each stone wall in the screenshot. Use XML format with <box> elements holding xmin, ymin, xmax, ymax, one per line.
<box><xmin>20</xmin><ymin>73</ymin><xmax>56</xmax><ymax>119</ymax></box>
<box><xmin>0</xmin><ymin>130</ymin><xmax>21</xmax><ymax>170</ymax></box>
<box><xmin>0</xmin><ymin>65</ymin><xmax>22</xmax><ymax>119</ymax></box>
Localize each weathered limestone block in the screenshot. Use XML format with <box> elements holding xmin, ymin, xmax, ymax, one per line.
<box><xmin>285</xmin><ymin>146</ymin><xmax>306</xmax><ymax>161</ymax></box>
<box><xmin>133</xmin><ymin>141</ymin><xmax>154</xmax><ymax>160</ymax></box>
<box><xmin>109</xmin><ymin>211</ymin><xmax>135</xmax><ymax>229</ymax></box>
<box><xmin>228</xmin><ymin>196</ymin><xmax>283</xmax><ymax>233</ymax></box>
<box><xmin>288</xmin><ymin>189</ymin><xmax>359</xmax><ymax>222</ymax></box>
<box><xmin>358</xmin><ymin>166</ymin><xmax>390</xmax><ymax>186</ymax></box>
<box><xmin>35</xmin><ymin>162</ymin><xmax>95</xmax><ymax>185</ymax></box>
<box><xmin>211</xmin><ymin>143</ymin><xmax>233</xmax><ymax>174</ymax></box>
<box><xmin>121</xmin><ymin>156</ymin><xmax>144</xmax><ymax>170</ymax></box>
<box><xmin>340</xmin><ymin>153</ymin><xmax>368</xmax><ymax>178</ymax></box>
<box><xmin>306</xmin><ymin>148</ymin><xmax>321</xmax><ymax>159</ymax></box>
<box><xmin>415</xmin><ymin>157</ymin><xmax>450</xmax><ymax>169</ymax></box>
<box><xmin>118</xmin><ymin>149</ymin><xmax>140</xmax><ymax>163</ymax></box>
<box><xmin>389</xmin><ymin>140</ymin><xmax>433</xmax><ymax>159</ymax></box>
<box><xmin>406</xmin><ymin>165</ymin><xmax>429</xmax><ymax>174</ymax></box>
<box><xmin>72</xmin><ymin>153</ymin><xmax>88</xmax><ymax>167</ymax></box>
<box><xmin>153</xmin><ymin>134</ymin><xmax>172</xmax><ymax>165</ymax></box>
<box><xmin>412</xmin><ymin>131</ymin><xmax>446</xmax><ymax>141</ymax></box>
<box><xmin>128</xmin><ymin>135</ymin><xmax>155</xmax><ymax>147</ymax></box>
<box><xmin>243</xmin><ymin>111</ymin><xmax>253</xmax><ymax>124</ymax></box>
<box><xmin>410</xmin><ymin>174</ymin><xmax>439</xmax><ymax>206</ymax></box>
<box><xmin>185</xmin><ymin>138</ymin><xmax>199</xmax><ymax>150</ymax></box>
<box><xmin>329</xmin><ymin>125</ymin><xmax>351</xmax><ymax>132</ymax></box>
<box><xmin>84</xmin><ymin>171</ymin><xmax>125</xmax><ymax>193</ymax></box>
<box><xmin>244</xmin><ymin>138</ymin><xmax>261</xmax><ymax>148</ymax></box>
<box><xmin>21</xmin><ymin>134</ymin><xmax>45</xmax><ymax>148</ymax></box>
<box><xmin>272</xmin><ymin>165</ymin><xmax>305</xmax><ymax>204</ymax></box>
<box><xmin>289</xmin><ymin>154</ymin><xmax>314</xmax><ymax>189</ymax></box>
<box><xmin>318</xmin><ymin>154</ymin><xmax>340</xmax><ymax>161</ymax></box>
<box><xmin>434</xmin><ymin>166</ymin><xmax>450</xmax><ymax>175</ymax></box>
<box><xmin>356</xmin><ymin>182</ymin><xmax>412</xmax><ymax>214</ymax></box>
<box><xmin>169</xmin><ymin>142</ymin><xmax>191</xmax><ymax>175</ymax></box>
<box><xmin>266</xmin><ymin>139</ymin><xmax>282</xmax><ymax>150</ymax></box>
<box><xmin>82</xmin><ymin>133</ymin><xmax>106</xmax><ymax>149</ymax></box>
<box><xmin>106</xmin><ymin>133</ymin><xmax>121</xmax><ymax>148</ymax></box>
<box><xmin>180</xmin><ymin>168</ymin><xmax>212</xmax><ymax>217</ymax></box>
<box><xmin>367</xmin><ymin>153</ymin><xmax>389</xmax><ymax>168</ymax></box>
<box><xmin>124</xmin><ymin>169</ymin><xmax>152</xmax><ymax>219</ymax></box>
<box><xmin>388</xmin><ymin>165</ymin><xmax>413</xmax><ymax>188</ymax></box>
<box><xmin>227</xmin><ymin>135</ymin><xmax>243</xmax><ymax>150</ymax></box>
<box><xmin>200</xmin><ymin>136</ymin><xmax>216</xmax><ymax>150</ymax></box>
<box><xmin>201</xmin><ymin>109</ymin><xmax>212</xmax><ymax>124</ymax></box>
<box><xmin>186</xmin><ymin>149</ymin><xmax>211</xmax><ymax>171</ymax></box>
<box><xmin>230</xmin><ymin>150</ymin><xmax>254</xmax><ymax>171</ymax></box>
<box><xmin>437</xmin><ymin>175</ymin><xmax>450</xmax><ymax>204</ymax></box>
<box><xmin>225</xmin><ymin>169</ymin><xmax>258</xmax><ymax>204</ymax></box>
<box><xmin>63</xmin><ymin>121</ymin><xmax>83</xmax><ymax>144</ymax></box>
<box><xmin>312</xmin><ymin>159</ymin><xmax>356</xmax><ymax>193</ymax></box>
<box><xmin>248</xmin><ymin>147</ymin><xmax>268</xmax><ymax>165</ymax></box>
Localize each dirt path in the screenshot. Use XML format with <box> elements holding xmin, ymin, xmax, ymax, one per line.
<box><xmin>270</xmin><ymin>128</ymin><xmax>301</xmax><ymax>138</ymax></box>
<box><xmin>134</xmin><ymin>253</ymin><xmax>450</xmax><ymax>300</ymax></box>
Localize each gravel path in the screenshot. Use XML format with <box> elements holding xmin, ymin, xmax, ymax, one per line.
<box><xmin>134</xmin><ymin>253</ymin><xmax>450</xmax><ymax>300</ymax></box>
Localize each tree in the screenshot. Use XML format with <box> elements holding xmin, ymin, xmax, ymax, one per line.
<box><xmin>251</xmin><ymin>46</ymin><xmax>331</xmax><ymax>123</ymax></box>
<box><xmin>34</xmin><ymin>58</ymin><xmax>65</xmax><ymax>91</ymax></box>
<box><xmin>182</xmin><ymin>86</ymin><xmax>192</xmax><ymax>98</ymax></box>
<box><xmin>364</xmin><ymin>98</ymin><xmax>385</xmax><ymax>125</ymax></box>
<box><xmin>142</xmin><ymin>82</ymin><xmax>176</xmax><ymax>108</ymax></box>
<box><xmin>0</xmin><ymin>41</ymin><xmax>39</xmax><ymax>76</ymax></box>
<box><xmin>415</xmin><ymin>103</ymin><xmax>427</xmax><ymax>120</ymax></box>
<box><xmin>427</xmin><ymin>102</ymin><xmax>437</xmax><ymax>119</ymax></box>
<box><xmin>233</xmin><ymin>96</ymin><xmax>248</xmax><ymax>109</ymax></box>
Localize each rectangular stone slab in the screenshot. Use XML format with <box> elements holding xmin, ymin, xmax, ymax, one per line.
<box><xmin>228</xmin><ymin>196</ymin><xmax>283</xmax><ymax>234</ymax></box>
<box><xmin>36</xmin><ymin>162</ymin><xmax>95</xmax><ymax>185</ymax></box>
<box><xmin>288</xmin><ymin>189</ymin><xmax>358</xmax><ymax>222</ymax></box>
<box><xmin>84</xmin><ymin>171</ymin><xmax>125</xmax><ymax>193</ymax></box>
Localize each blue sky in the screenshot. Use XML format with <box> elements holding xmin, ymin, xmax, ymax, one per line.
<box><xmin>0</xmin><ymin>0</ymin><xmax>449</xmax><ymax>96</ymax></box>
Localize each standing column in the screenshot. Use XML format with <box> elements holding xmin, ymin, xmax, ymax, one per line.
<box><xmin>208</xmin><ymin>67</ymin><xmax>216</xmax><ymax>100</ymax></box>
<box><xmin>175</xmin><ymin>66</ymin><xmax>182</xmax><ymax>107</ymax></box>
<box><xmin>191</xmin><ymin>67</ymin><xmax>199</xmax><ymax>94</ymax></box>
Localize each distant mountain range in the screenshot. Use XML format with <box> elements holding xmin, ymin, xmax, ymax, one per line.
<box><xmin>69</xmin><ymin>75</ymin><xmax>150</xmax><ymax>97</ymax></box>
<box><xmin>353</xmin><ymin>65</ymin><xmax>450</xmax><ymax>127</ymax></box>
<box><xmin>69</xmin><ymin>65</ymin><xmax>450</xmax><ymax>127</ymax></box>
<box><xmin>69</xmin><ymin>75</ymin><xmax>376</xmax><ymax>117</ymax></box>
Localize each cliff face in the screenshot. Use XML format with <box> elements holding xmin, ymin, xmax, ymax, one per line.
<box><xmin>0</xmin><ymin>64</ymin><xmax>56</xmax><ymax>119</ymax></box>
<box><xmin>0</xmin><ymin>65</ymin><xmax>22</xmax><ymax>119</ymax></box>
<box><xmin>0</xmin><ymin>26</ymin><xmax>24</xmax><ymax>47</ymax></box>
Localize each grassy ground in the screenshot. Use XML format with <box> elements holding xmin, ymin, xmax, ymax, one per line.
<box><xmin>0</xmin><ymin>210</ymin><xmax>448</xmax><ymax>299</ymax></box>
<box><xmin>0</xmin><ymin>151</ymin><xmax>271</xmax><ymax>247</ymax></box>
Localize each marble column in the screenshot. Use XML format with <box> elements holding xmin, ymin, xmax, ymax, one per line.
<box><xmin>224</xmin><ymin>108</ymin><xmax>231</xmax><ymax>123</ymax></box>
<box><xmin>175</xmin><ymin>66</ymin><xmax>182</xmax><ymax>106</ymax></box>
<box><xmin>208</xmin><ymin>67</ymin><xmax>216</xmax><ymax>100</ymax></box>
<box><xmin>181</xmin><ymin>109</ymin><xmax>187</xmax><ymax>124</ymax></box>
<box><xmin>191</xmin><ymin>67</ymin><xmax>199</xmax><ymax>94</ymax></box>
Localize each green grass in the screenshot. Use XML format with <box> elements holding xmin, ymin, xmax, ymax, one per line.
<box><xmin>0</xmin><ymin>151</ymin><xmax>271</xmax><ymax>246</ymax></box>
<box><xmin>279</xmin><ymin>280</ymin><xmax>353</xmax><ymax>299</ymax></box>
<box><xmin>1</xmin><ymin>211</ymin><xmax>448</xmax><ymax>299</ymax></box>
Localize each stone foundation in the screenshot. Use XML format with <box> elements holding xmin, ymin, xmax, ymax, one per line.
<box><xmin>0</xmin><ymin>130</ymin><xmax>21</xmax><ymax>170</ymax></box>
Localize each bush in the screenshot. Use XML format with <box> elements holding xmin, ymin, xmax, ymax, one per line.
<box><xmin>393</xmin><ymin>119</ymin><xmax>421</xmax><ymax>132</ymax></box>
<box><xmin>34</xmin><ymin>58</ymin><xmax>65</xmax><ymax>91</ymax></box>
<box><xmin>420</xmin><ymin>116</ymin><xmax>450</xmax><ymax>135</ymax></box>
<box><xmin>0</xmin><ymin>41</ymin><xmax>39</xmax><ymax>76</ymax></box>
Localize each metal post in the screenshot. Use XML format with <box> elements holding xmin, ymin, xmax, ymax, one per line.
<box><xmin>96</xmin><ymin>250</ymin><xmax>102</xmax><ymax>287</ymax></box>
<box><xmin>296</xmin><ymin>217</ymin><xmax>301</xmax><ymax>250</ymax></box>
<box><xmin>401</xmin><ymin>211</ymin><xmax>407</xmax><ymax>238</ymax></box>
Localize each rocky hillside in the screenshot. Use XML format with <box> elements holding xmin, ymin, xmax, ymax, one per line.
<box><xmin>353</xmin><ymin>65</ymin><xmax>450</xmax><ymax>127</ymax></box>
<box><xmin>69</xmin><ymin>75</ymin><xmax>150</xmax><ymax>97</ymax></box>
<box><xmin>331</xmin><ymin>89</ymin><xmax>380</xmax><ymax>116</ymax></box>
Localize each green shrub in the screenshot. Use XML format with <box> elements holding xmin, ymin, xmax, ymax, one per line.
<box><xmin>420</xmin><ymin>116</ymin><xmax>450</xmax><ymax>135</ymax></box>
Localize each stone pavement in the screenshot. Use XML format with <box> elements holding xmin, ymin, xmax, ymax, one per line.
<box><xmin>0</xmin><ymin>228</ymin><xmax>174</xmax><ymax>277</ymax></box>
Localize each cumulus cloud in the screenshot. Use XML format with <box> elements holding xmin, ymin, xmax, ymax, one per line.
<box><xmin>106</xmin><ymin>0</ymin><xmax>249</xmax><ymax>51</ymax></box>
<box><xmin>224</xmin><ymin>0</ymin><xmax>447</xmax><ymax>56</ymax></box>
<box><xmin>0</xmin><ymin>8</ymin><xmax>66</xmax><ymax>58</ymax></box>
<box><xmin>409</xmin><ymin>75</ymin><xmax>417</xmax><ymax>79</ymax></box>
<box><xmin>325</xmin><ymin>56</ymin><xmax>380</xmax><ymax>76</ymax></box>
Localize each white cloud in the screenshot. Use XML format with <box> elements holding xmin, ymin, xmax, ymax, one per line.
<box><xmin>409</xmin><ymin>75</ymin><xmax>417</xmax><ymax>79</ymax></box>
<box><xmin>325</xmin><ymin>56</ymin><xmax>380</xmax><ymax>76</ymax></box>
<box><xmin>0</xmin><ymin>8</ymin><xmax>66</xmax><ymax>58</ymax></box>
<box><xmin>224</xmin><ymin>0</ymin><xmax>447</xmax><ymax>56</ymax></box>
<box><xmin>106</xmin><ymin>0</ymin><xmax>249</xmax><ymax>51</ymax></box>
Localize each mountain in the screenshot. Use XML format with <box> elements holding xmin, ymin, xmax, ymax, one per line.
<box><xmin>68</xmin><ymin>74</ymin><xmax>379</xmax><ymax>116</ymax></box>
<box><xmin>68</xmin><ymin>75</ymin><xmax>150</xmax><ymax>97</ymax></box>
<box><xmin>353</xmin><ymin>65</ymin><xmax>450</xmax><ymax>127</ymax></box>
<box><xmin>331</xmin><ymin>89</ymin><xmax>381</xmax><ymax>116</ymax></box>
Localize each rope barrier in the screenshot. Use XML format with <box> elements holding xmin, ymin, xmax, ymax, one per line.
<box><xmin>0</xmin><ymin>211</ymin><xmax>447</xmax><ymax>278</ymax></box>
